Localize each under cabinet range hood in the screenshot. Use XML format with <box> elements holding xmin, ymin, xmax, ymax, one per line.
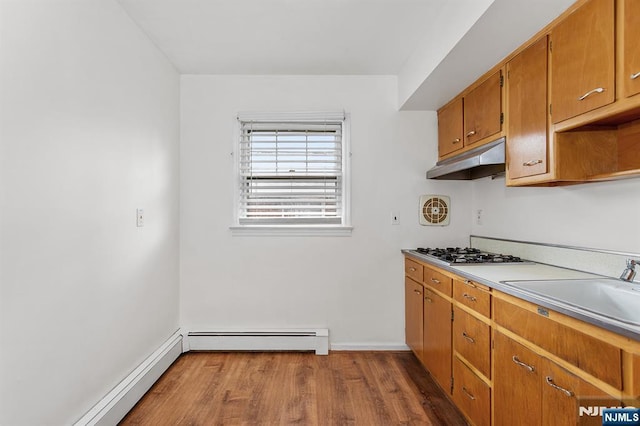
<box><xmin>426</xmin><ymin>138</ymin><xmax>506</xmax><ymax>180</ymax></box>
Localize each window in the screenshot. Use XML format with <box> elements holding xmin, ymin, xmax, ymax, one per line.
<box><xmin>232</xmin><ymin>111</ymin><xmax>351</xmax><ymax>235</ymax></box>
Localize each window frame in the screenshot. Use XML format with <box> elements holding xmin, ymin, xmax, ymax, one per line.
<box><xmin>230</xmin><ymin>111</ymin><xmax>352</xmax><ymax>236</ymax></box>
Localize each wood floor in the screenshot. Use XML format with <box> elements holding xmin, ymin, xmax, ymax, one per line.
<box><xmin>120</xmin><ymin>351</ymin><xmax>468</xmax><ymax>426</ymax></box>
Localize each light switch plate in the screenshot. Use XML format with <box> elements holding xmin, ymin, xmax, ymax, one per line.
<box><xmin>136</xmin><ymin>208</ymin><xmax>144</xmax><ymax>227</ymax></box>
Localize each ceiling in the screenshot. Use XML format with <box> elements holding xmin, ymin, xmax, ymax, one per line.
<box><xmin>117</xmin><ymin>0</ymin><xmax>576</xmax><ymax>110</ymax></box>
<box><xmin>117</xmin><ymin>0</ymin><xmax>489</xmax><ymax>75</ymax></box>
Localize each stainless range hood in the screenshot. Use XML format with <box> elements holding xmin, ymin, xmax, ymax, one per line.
<box><xmin>426</xmin><ymin>137</ymin><xmax>505</xmax><ymax>180</ymax></box>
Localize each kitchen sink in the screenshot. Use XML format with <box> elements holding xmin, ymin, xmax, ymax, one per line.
<box><xmin>500</xmin><ymin>278</ymin><xmax>640</xmax><ymax>325</ymax></box>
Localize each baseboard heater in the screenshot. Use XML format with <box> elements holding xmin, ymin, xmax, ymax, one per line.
<box><xmin>185</xmin><ymin>329</ymin><xmax>329</xmax><ymax>355</ymax></box>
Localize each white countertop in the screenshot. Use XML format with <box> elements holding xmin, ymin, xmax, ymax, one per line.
<box><xmin>402</xmin><ymin>250</ymin><xmax>640</xmax><ymax>341</ymax></box>
<box><xmin>449</xmin><ymin>263</ymin><xmax>601</xmax><ymax>284</ymax></box>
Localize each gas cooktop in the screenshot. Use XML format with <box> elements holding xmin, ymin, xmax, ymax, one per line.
<box><xmin>414</xmin><ymin>247</ymin><xmax>531</xmax><ymax>265</ymax></box>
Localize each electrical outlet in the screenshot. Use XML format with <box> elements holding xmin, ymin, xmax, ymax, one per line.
<box><xmin>476</xmin><ymin>209</ymin><xmax>483</xmax><ymax>226</ymax></box>
<box><xmin>391</xmin><ymin>212</ymin><xmax>400</xmax><ymax>225</ymax></box>
<box><xmin>137</xmin><ymin>208</ymin><xmax>144</xmax><ymax>227</ymax></box>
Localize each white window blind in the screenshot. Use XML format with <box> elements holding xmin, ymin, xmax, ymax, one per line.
<box><xmin>237</xmin><ymin>112</ymin><xmax>347</xmax><ymax>226</ymax></box>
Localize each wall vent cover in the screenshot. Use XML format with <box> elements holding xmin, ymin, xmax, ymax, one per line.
<box><xmin>419</xmin><ymin>195</ymin><xmax>450</xmax><ymax>226</ymax></box>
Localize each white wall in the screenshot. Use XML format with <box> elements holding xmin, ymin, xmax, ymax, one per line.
<box><xmin>180</xmin><ymin>75</ymin><xmax>472</xmax><ymax>347</ymax></box>
<box><xmin>471</xmin><ymin>177</ymin><xmax>640</xmax><ymax>254</ymax></box>
<box><xmin>0</xmin><ymin>1</ymin><xmax>180</xmax><ymax>424</ymax></box>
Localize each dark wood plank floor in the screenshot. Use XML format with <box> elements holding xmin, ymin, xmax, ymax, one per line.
<box><xmin>120</xmin><ymin>351</ymin><xmax>468</xmax><ymax>425</ymax></box>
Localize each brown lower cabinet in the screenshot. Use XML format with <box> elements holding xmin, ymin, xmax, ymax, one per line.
<box><xmin>422</xmin><ymin>286</ymin><xmax>452</xmax><ymax>393</ymax></box>
<box><xmin>404</xmin><ymin>255</ymin><xmax>635</xmax><ymax>426</ymax></box>
<box><xmin>452</xmin><ymin>357</ymin><xmax>490</xmax><ymax>426</ymax></box>
<box><xmin>404</xmin><ymin>277</ymin><xmax>424</xmax><ymax>361</ymax></box>
<box><xmin>493</xmin><ymin>330</ymin><xmax>616</xmax><ymax>426</ymax></box>
<box><xmin>493</xmin><ymin>330</ymin><xmax>542</xmax><ymax>426</ymax></box>
<box><xmin>453</xmin><ymin>306</ymin><xmax>491</xmax><ymax>379</ymax></box>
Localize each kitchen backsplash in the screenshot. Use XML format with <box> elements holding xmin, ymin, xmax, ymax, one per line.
<box><xmin>471</xmin><ymin>235</ymin><xmax>640</xmax><ymax>282</ymax></box>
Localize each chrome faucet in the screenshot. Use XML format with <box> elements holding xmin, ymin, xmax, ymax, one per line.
<box><xmin>620</xmin><ymin>259</ymin><xmax>638</xmax><ymax>282</ymax></box>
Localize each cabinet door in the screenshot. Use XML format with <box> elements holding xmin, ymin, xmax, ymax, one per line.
<box><xmin>464</xmin><ymin>71</ymin><xmax>502</xmax><ymax>146</ymax></box>
<box><xmin>438</xmin><ymin>98</ymin><xmax>464</xmax><ymax>157</ymax></box>
<box><xmin>422</xmin><ymin>287</ymin><xmax>452</xmax><ymax>393</ymax></box>
<box><xmin>405</xmin><ymin>278</ymin><xmax>424</xmax><ymax>360</ymax></box>
<box><xmin>507</xmin><ymin>36</ymin><xmax>548</xmax><ymax>179</ymax></box>
<box><xmin>551</xmin><ymin>0</ymin><xmax>614</xmax><ymax>123</ymax></box>
<box><xmin>541</xmin><ymin>359</ymin><xmax>614</xmax><ymax>426</ymax></box>
<box><xmin>623</xmin><ymin>0</ymin><xmax>640</xmax><ymax>98</ymax></box>
<box><xmin>493</xmin><ymin>331</ymin><xmax>542</xmax><ymax>426</ymax></box>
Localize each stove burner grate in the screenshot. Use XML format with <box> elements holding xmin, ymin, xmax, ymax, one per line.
<box><xmin>415</xmin><ymin>247</ymin><xmax>526</xmax><ymax>265</ymax></box>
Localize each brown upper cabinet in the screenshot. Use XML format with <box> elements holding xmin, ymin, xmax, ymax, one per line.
<box><xmin>463</xmin><ymin>71</ymin><xmax>502</xmax><ymax>146</ymax></box>
<box><xmin>550</xmin><ymin>0</ymin><xmax>615</xmax><ymax>124</ymax></box>
<box><xmin>436</xmin><ymin>0</ymin><xmax>640</xmax><ymax>184</ymax></box>
<box><xmin>506</xmin><ymin>36</ymin><xmax>549</xmax><ymax>180</ymax></box>
<box><xmin>436</xmin><ymin>71</ymin><xmax>503</xmax><ymax>160</ymax></box>
<box><xmin>623</xmin><ymin>0</ymin><xmax>640</xmax><ymax>98</ymax></box>
<box><xmin>437</xmin><ymin>98</ymin><xmax>464</xmax><ymax>157</ymax></box>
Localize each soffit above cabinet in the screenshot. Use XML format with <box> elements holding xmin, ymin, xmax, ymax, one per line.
<box><xmin>400</xmin><ymin>0</ymin><xmax>575</xmax><ymax>111</ymax></box>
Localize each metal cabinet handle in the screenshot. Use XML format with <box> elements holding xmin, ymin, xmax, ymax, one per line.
<box><xmin>462</xmin><ymin>387</ymin><xmax>476</xmax><ymax>400</ymax></box>
<box><xmin>464</xmin><ymin>280</ymin><xmax>477</xmax><ymax>288</ymax></box>
<box><xmin>578</xmin><ymin>87</ymin><xmax>605</xmax><ymax>101</ymax></box>
<box><xmin>431</xmin><ymin>278</ymin><xmax>441</xmax><ymax>284</ymax></box>
<box><xmin>424</xmin><ymin>296</ymin><xmax>433</xmax><ymax>303</ymax></box>
<box><xmin>545</xmin><ymin>376</ymin><xmax>574</xmax><ymax>397</ymax></box>
<box><xmin>413</xmin><ymin>289</ymin><xmax>422</xmax><ymax>295</ymax></box>
<box><xmin>408</xmin><ymin>267</ymin><xmax>416</xmax><ymax>272</ymax></box>
<box><xmin>453</xmin><ymin>138</ymin><xmax>461</xmax><ymax>144</ymax></box>
<box><xmin>466</xmin><ymin>130</ymin><xmax>477</xmax><ymax>137</ymax></box>
<box><xmin>462</xmin><ymin>332</ymin><xmax>475</xmax><ymax>344</ymax></box>
<box><xmin>523</xmin><ymin>159</ymin><xmax>543</xmax><ymax>167</ymax></box>
<box><xmin>512</xmin><ymin>355</ymin><xmax>535</xmax><ymax>372</ymax></box>
<box><xmin>631</xmin><ymin>72</ymin><xmax>640</xmax><ymax>80</ymax></box>
<box><xmin>463</xmin><ymin>293</ymin><xmax>477</xmax><ymax>302</ymax></box>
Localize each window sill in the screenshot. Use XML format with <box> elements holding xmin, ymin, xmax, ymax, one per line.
<box><xmin>230</xmin><ymin>225</ymin><xmax>353</xmax><ymax>237</ymax></box>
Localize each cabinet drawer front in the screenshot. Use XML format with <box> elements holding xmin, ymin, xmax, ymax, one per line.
<box><xmin>404</xmin><ymin>258</ymin><xmax>424</xmax><ymax>282</ymax></box>
<box><xmin>453</xmin><ymin>306</ymin><xmax>491</xmax><ymax>379</ymax></box>
<box><xmin>494</xmin><ymin>297</ymin><xmax>622</xmax><ymax>389</ymax></box>
<box><xmin>453</xmin><ymin>279</ymin><xmax>491</xmax><ymax>317</ymax></box>
<box><xmin>425</xmin><ymin>268</ymin><xmax>452</xmax><ymax>296</ymax></box>
<box><xmin>453</xmin><ymin>357</ymin><xmax>491</xmax><ymax>426</ymax></box>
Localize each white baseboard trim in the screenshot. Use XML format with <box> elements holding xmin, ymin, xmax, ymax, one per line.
<box><xmin>74</xmin><ymin>330</ymin><xmax>183</xmax><ymax>426</ymax></box>
<box><xmin>73</xmin><ymin>329</ymin><xmax>406</xmax><ymax>425</ymax></box>
<box><xmin>330</xmin><ymin>343</ymin><xmax>410</xmax><ymax>351</ymax></box>
<box><xmin>184</xmin><ymin>328</ymin><xmax>329</xmax><ymax>355</ymax></box>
